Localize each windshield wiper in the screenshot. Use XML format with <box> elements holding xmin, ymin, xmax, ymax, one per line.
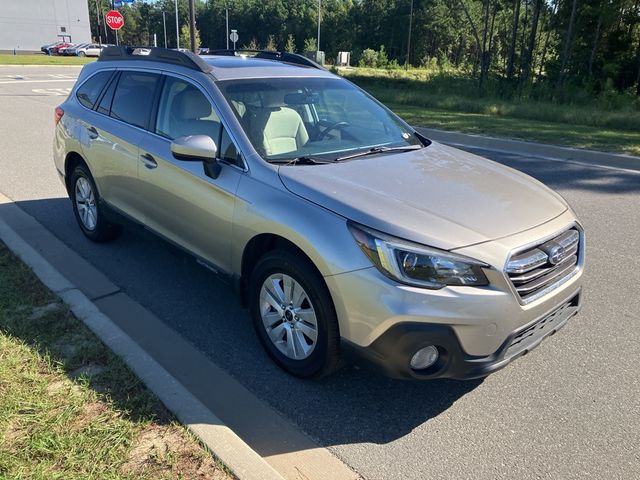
<box><xmin>268</xmin><ymin>156</ymin><xmax>333</xmax><ymax>165</ymax></box>
<box><xmin>334</xmin><ymin>144</ymin><xmax>423</xmax><ymax>162</ymax></box>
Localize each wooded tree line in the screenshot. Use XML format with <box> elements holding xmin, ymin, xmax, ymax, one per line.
<box><xmin>88</xmin><ymin>0</ymin><xmax>640</xmax><ymax>98</ymax></box>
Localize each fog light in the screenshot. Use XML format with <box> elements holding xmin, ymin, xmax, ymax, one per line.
<box><xmin>410</xmin><ymin>345</ymin><xmax>439</xmax><ymax>370</ymax></box>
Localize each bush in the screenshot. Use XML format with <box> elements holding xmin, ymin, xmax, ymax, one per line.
<box><xmin>359</xmin><ymin>49</ymin><xmax>378</xmax><ymax>67</ymax></box>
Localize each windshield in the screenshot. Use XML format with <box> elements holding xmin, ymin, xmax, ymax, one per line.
<box><xmin>217</xmin><ymin>77</ymin><xmax>423</xmax><ymax>162</ymax></box>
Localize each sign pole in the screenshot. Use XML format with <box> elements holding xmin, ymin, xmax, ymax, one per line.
<box><xmin>230</xmin><ymin>30</ymin><xmax>238</xmax><ymax>50</ymax></box>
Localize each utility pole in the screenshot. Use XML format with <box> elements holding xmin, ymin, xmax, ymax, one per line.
<box><xmin>405</xmin><ymin>0</ymin><xmax>413</xmax><ymax>69</ymax></box>
<box><xmin>317</xmin><ymin>0</ymin><xmax>321</xmax><ymax>53</ymax></box>
<box><xmin>96</xmin><ymin>2</ymin><xmax>102</xmax><ymax>45</ymax></box>
<box><xmin>188</xmin><ymin>0</ymin><xmax>196</xmax><ymax>53</ymax></box>
<box><xmin>174</xmin><ymin>0</ymin><xmax>179</xmax><ymax>49</ymax></box>
<box><xmin>98</xmin><ymin>0</ymin><xmax>108</xmax><ymax>44</ymax></box>
<box><xmin>162</xmin><ymin>11</ymin><xmax>167</xmax><ymax>48</ymax></box>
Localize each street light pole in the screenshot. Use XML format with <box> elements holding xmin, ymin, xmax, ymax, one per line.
<box><xmin>226</xmin><ymin>4</ymin><xmax>229</xmax><ymax>50</ymax></box>
<box><xmin>317</xmin><ymin>0</ymin><xmax>321</xmax><ymax>52</ymax></box>
<box><xmin>174</xmin><ymin>0</ymin><xmax>179</xmax><ymax>49</ymax></box>
<box><xmin>162</xmin><ymin>11</ymin><xmax>167</xmax><ymax>48</ymax></box>
<box><xmin>188</xmin><ymin>0</ymin><xmax>196</xmax><ymax>53</ymax></box>
<box><xmin>406</xmin><ymin>0</ymin><xmax>413</xmax><ymax>69</ymax></box>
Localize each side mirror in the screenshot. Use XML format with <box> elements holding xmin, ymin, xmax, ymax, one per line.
<box><xmin>170</xmin><ymin>135</ymin><xmax>222</xmax><ymax>179</ymax></box>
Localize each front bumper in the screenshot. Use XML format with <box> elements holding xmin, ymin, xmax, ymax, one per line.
<box><xmin>342</xmin><ymin>290</ymin><xmax>582</xmax><ymax>380</ymax></box>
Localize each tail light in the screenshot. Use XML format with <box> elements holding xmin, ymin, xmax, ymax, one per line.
<box><xmin>54</xmin><ymin>106</ymin><xmax>64</xmax><ymax>125</ymax></box>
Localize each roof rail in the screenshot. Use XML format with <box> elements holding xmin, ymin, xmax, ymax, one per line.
<box><xmin>208</xmin><ymin>49</ymin><xmax>325</xmax><ymax>70</ymax></box>
<box><xmin>98</xmin><ymin>46</ymin><xmax>213</xmax><ymax>73</ymax></box>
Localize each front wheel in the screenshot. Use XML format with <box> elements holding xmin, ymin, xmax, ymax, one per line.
<box><xmin>78</xmin><ymin>51</ymin><xmax>86</xmax><ymax>57</ymax></box>
<box><xmin>249</xmin><ymin>250</ymin><xmax>340</xmax><ymax>378</ymax></box>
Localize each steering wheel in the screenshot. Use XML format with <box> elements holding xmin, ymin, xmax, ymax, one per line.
<box><xmin>317</xmin><ymin>121</ymin><xmax>350</xmax><ymax>140</ymax></box>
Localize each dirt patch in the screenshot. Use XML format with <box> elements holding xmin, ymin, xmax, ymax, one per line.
<box><xmin>69</xmin><ymin>364</ymin><xmax>105</xmax><ymax>379</ymax></box>
<box><xmin>28</xmin><ymin>302</ymin><xmax>62</xmax><ymax>320</ymax></box>
<box><xmin>70</xmin><ymin>401</ymin><xmax>113</xmax><ymax>432</ymax></box>
<box><xmin>123</xmin><ymin>425</ymin><xmax>229</xmax><ymax>479</ymax></box>
<box><xmin>46</xmin><ymin>379</ymin><xmax>82</xmax><ymax>397</ymax></box>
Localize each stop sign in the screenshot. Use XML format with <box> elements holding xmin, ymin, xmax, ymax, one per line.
<box><xmin>105</xmin><ymin>10</ymin><xmax>124</xmax><ymax>31</ymax></box>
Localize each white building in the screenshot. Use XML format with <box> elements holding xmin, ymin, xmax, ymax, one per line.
<box><xmin>0</xmin><ymin>0</ymin><xmax>91</xmax><ymax>51</ymax></box>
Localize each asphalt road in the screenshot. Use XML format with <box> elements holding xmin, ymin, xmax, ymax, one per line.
<box><xmin>1</xmin><ymin>65</ymin><xmax>639</xmax><ymax>480</ymax></box>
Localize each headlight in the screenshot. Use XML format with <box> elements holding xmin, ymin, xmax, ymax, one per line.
<box><xmin>348</xmin><ymin>222</ymin><xmax>489</xmax><ymax>289</ymax></box>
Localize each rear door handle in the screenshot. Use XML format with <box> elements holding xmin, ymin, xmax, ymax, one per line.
<box><xmin>140</xmin><ymin>153</ymin><xmax>158</xmax><ymax>169</ymax></box>
<box><xmin>86</xmin><ymin>126</ymin><xmax>99</xmax><ymax>139</ymax></box>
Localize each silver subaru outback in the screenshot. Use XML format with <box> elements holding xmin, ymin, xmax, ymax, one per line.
<box><xmin>53</xmin><ymin>47</ymin><xmax>584</xmax><ymax>380</ymax></box>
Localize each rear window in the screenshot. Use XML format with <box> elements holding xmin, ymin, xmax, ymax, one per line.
<box><xmin>76</xmin><ymin>71</ymin><xmax>112</xmax><ymax>109</ymax></box>
<box><xmin>110</xmin><ymin>71</ymin><xmax>161</xmax><ymax>129</ymax></box>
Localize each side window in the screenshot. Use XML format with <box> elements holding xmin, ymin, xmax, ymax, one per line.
<box><xmin>110</xmin><ymin>71</ymin><xmax>161</xmax><ymax>129</ymax></box>
<box><xmin>76</xmin><ymin>71</ymin><xmax>112</xmax><ymax>109</ymax></box>
<box><xmin>96</xmin><ymin>72</ymin><xmax>119</xmax><ymax>115</ymax></box>
<box><xmin>219</xmin><ymin>127</ymin><xmax>243</xmax><ymax>168</ymax></box>
<box><xmin>155</xmin><ymin>76</ymin><xmax>221</xmax><ymax>141</ymax></box>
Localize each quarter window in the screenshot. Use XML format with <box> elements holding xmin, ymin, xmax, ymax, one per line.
<box><xmin>96</xmin><ymin>73</ymin><xmax>118</xmax><ymax>115</ymax></box>
<box><xmin>110</xmin><ymin>71</ymin><xmax>161</xmax><ymax>129</ymax></box>
<box><xmin>155</xmin><ymin>76</ymin><xmax>221</xmax><ymax>141</ymax></box>
<box><xmin>76</xmin><ymin>71</ymin><xmax>112</xmax><ymax>109</ymax></box>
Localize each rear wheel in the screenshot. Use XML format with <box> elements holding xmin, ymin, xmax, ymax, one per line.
<box><xmin>249</xmin><ymin>250</ymin><xmax>340</xmax><ymax>378</ymax></box>
<box><xmin>70</xmin><ymin>164</ymin><xmax>122</xmax><ymax>242</ymax></box>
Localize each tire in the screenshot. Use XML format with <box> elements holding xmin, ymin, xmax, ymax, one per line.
<box><xmin>78</xmin><ymin>51</ymin><xmax>86</xmax><ymax>57</ymax></box>
<box><xmin>249</xmin><ymin>250</ymin><xmax>341</xmax><ymax>378</ymax></box>
<box><xmin>69</xmin><ymin>164</ymin><xmax>122</xmax><ymax>242</ymax></box>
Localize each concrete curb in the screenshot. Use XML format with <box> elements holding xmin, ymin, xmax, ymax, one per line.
<box><xmin>0</xmin><ymin>212</ymin><xmax>284</xmax><ymax>480</ymax></box>
<box><xmin>416</xmin><ymin>127</ymin><xmax>640</xmax><ymax>173</ymax></box>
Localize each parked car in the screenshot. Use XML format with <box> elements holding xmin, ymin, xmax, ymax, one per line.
<box><xmin>61</xmin><ymin>43</ymin><xmax>89</xmax><ymax>56</ymax></box>
<box><xmin>77</xmin><ymin>44</ymin><xmax>111</xmax><ymax>57</ymax></box>
<box><xmin>49</xmin><ymin>42</ymin><xmax>73</xmax><ymax>55</ymax></box>
<box><xmin>54</xmin><ymin>47</ymin><xmax>584</xmax><ymax>380</ymax></box>
<box><xmin>41</xmin><ymin>41</ymin><xmax>65</xmax><ymax>54</ymax></box>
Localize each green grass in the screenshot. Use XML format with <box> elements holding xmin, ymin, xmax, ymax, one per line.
<box><xmin>387</xmin><ymin>104</ymin><xmax>640</xmax><ymax>156</ymax></box>
<box><xmin>0</xmin><ymin>243</ymin><xmax>232</xmax><ymax>480</ymax></box>
<box><xmin>0</xmin><ymin>54</ymin><xmax>95</xmax><ymax>65</ymax></box>
<box><xmin>338</xmin><ymin>67</ymin><xmax>640</xmax><ymax>156</ymax></box>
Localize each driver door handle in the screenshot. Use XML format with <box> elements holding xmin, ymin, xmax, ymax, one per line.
<box><xmin>140</xmin><ymin>153</ymin><xmax>158</xmax><ymax>169</ymax></box>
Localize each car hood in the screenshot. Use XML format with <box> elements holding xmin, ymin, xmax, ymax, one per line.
<box><xmin>278</xmin><ymin>142</ymin><xmax>567</xmax><ymax>250</ymax></box>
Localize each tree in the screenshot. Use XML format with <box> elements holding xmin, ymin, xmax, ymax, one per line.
<box><xmin>506</xmin><ymin>0</ymin><xmax>522</xmax><ymax>80</ymax></box>
<box><xmin>557</xmin><ymin>0</ymin><xmax>580</xmax><ymax>91</ymax></box>
<box><xmin>520</xmin><ymin>0</ymin><xmax>542</xmax><ymax>86</ymax></box>
<box><xmin>304</xmin><ymin>37</ymin><xmax>317</xmax><ymax>53</ymax></box>
<box><xmin>285</xmin><ymin>34</ymin><xmax>297</xmax><ymax>53</ymax></box>
<box><xmin>179</xmin><ymin>23</ymin><xmax>200</xmax><ymax>50</ymax></box>
<box><xmin>265</xmin><ymin>35</ymin><xmax>277</xmax><ymax>51</ymax></box>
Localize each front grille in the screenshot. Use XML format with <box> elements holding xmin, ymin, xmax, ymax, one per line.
<box><xmin>506</xmin><ymin>228</ymin><xmax>581</xmax><ymax>303</ymax></box>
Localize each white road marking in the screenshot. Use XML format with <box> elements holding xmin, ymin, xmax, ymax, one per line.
<box><xmin>0</xmin><ymin>79</ymin><xmax>77</xmax><ymax>84</ymax></box>
<box><xmin>32</xmin><ymin>88</ymin><xmax>72</xmax><ymax>96</ymax></box>
<box><xmin>48</xmin><ymin>74</ymin><xmax>77</xmax><ymax>79</ymax></box>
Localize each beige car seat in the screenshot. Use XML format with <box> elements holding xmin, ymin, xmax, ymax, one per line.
<box><xmin>250</xmin><ymin>90</ymin><xmax>309</xmax><ymax>156</ymax></box>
